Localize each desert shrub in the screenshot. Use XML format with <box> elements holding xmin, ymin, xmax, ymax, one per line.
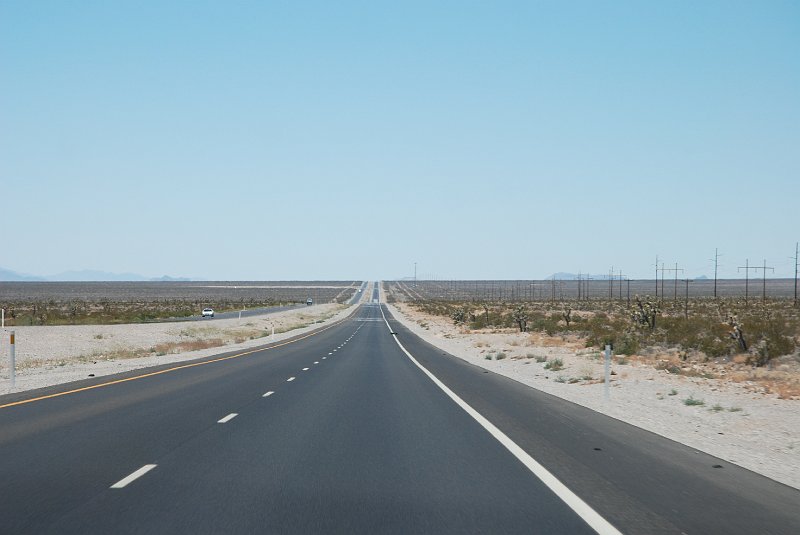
<box><xmin>528</xmin><ymin>312</ymin><xmax>560</xmax><ymax>335</ymax></box>
<box><xmin>683</xmin><ymin>396</ymin><xmax>705</xmax><ymax>406</ymax></box>
<box><xmin>658</xmin><ymin>316</ymin><xmax>731</xmax><ymax>359</ymax></box>
<box><xmin>615</xmin><ymin>330</ymin><xmax>641</xmax><ymax>355</ymax></box>
<box><xmin>584</xmin><ymin>313</ymin><xmax>627</xmax><ymax>350</ymax></box>
<box><xmin>544</xmin><ymin>357</ymin><xmax>564</xmax><ymax>371</ymax></box>
<box><xmin>450</xmin><ymin>306</ymin><xmax>467</xmax><ymax>325</ymax></box>
<box><xmin>745</xmin><ymin>313</ymin><xmax>796</xmax><ymax>366</ymax></box>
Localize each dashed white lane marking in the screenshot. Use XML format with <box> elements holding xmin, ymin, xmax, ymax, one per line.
<box><xmin>287</xmin><ymin>377</ymin><xmax>296</xmax><ymax>382</ymax></box>
<box><xmin>379</xmin><ymin>306</ymin><xmax>622</xmax><ymax>535</ymax></box>
<box><xmin>314</xmin><ymin>361</ymin><xmax>319</xmax><ymax>364</ymax></box>
<box><xmin>322</xmin><ymin>357</ymin><xmax>327</xmax><ymax>360</ymax></box>
<box><xmin>111</xmin><ymin>464</ymin><xmax>157</xmax><ymax>489</ymax></box>
<box><xmin>218</xmin><ymin>413</ymin><xmax>238</xmax><ymax>424</ymax></box>
<box><xmin>263</xmin><ymin>391</ymin><xmax>274</xmax><ymax>397</ymax></box>
<box><xmin>302</xmin><ymin>367</ymin><xmax>309</xmax><ymax>371</ymax></box>
<box><xmin>328</xmin><ymin>352</ymin><xmax>333</xmax><ymax>355</ymax></box>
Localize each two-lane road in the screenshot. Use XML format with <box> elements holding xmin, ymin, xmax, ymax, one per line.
<box><xmin>0</xmin><ymin>293</ymin><xmax>798</xmax><ymax>533</ymax></box>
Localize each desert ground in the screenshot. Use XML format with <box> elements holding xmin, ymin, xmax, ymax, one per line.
<box><xmin>0</xmin><ymin>302</ymin><xmax>354</xmax><ymax>393</ymax></box>
<box><xmin>382</xmin><ymin>296</ymin><xmax>799</xmax><ymax>491</ymax></box>
<box><xmin>2</xmin><ymin>291</ymin><xmax>798</xmax><ymax>490</ymax></box>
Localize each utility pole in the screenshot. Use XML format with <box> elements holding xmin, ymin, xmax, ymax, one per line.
<box><xmin>673</xmin><ymin>263</ymin><xmax>683</xmax><ymax>300</ymax></box>
<box><xmin>660</xmin><ymin>263</ymin><xmax>684</xmax><ymax>300</ymax></box>
<box><xmin>738</xmin><ymin>259</ymin><xmax>754</xmax><ymax>306</ymax></box>
<box><xmin>586</xmin><ymin>276</ymin><xmax>592</xmax><ymax>300</ymax></box>
<box><xmin>414</xmin><ymin>262</ymin><xmax>417</xmax><ymax>287</ymax></box>
<box><xmin>656</xmin><ymin>262</ymin><xmax>671</xmax><ymax>301</ymax></box>
<box><xmin>794</xmin><ymin>242</ymin><xmax>799</xmax><ymax>307</ymax></box>
<box><xmin>684</xmin><ymin>278</ymin><xmax>692</xmax><ymax>319</ymax></box>
<box><xmin>712</xmin><ymin>248</ymin><xmax>721</xmax><ymax>299</ymax></box>
<box><xmin>608</xmin><ymin>266</ymin><xmax>614</xmax><ymax>300</ymax></box>
<box><xmin>618</xmin><ymin>269</ymin><xmax>625</xmax><ymax>301</ymax></box>
<box><xmin>654</xmin><ymin>255</ymin><xmax>659</xmax><ymax>298</ymax></box>
<box><xmin>577</xmin><ymin>271</ymin><xmax>582</xmax><ymax>300</ymax></box>
<box><xmin>757</xmin><ymin>259</ymin><xmax>774</xmax><ymax>302</ymax></box>
<box><xmin>627</xmin><ymin>278</ymin><xmax>631</xmax><ymax>307</ymax></box>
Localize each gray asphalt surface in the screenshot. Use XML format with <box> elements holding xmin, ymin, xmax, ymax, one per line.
<box><xmin>0</xmin><ymin>296</ymin><xmax>798</xmax><ymax>534</ymax></box>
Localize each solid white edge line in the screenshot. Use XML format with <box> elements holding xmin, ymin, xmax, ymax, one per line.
<box><xmin>263</xmin><ymin>391</ymin><xmax>274</xmax><ymax>397</ymax></box>
<box><xmin>379</xmin><ymin>305</ymin><xmax>621</xmax><ymax>535</ymax></box>
<box><xmin>110</xmin><ymin>464</ymin><xmax>157</xmax><ymax>489</ymax></box>
<box><xmin>218</xmin><ymin>413</ymin><xmax>238</xmax><ymax>423</ymax></box>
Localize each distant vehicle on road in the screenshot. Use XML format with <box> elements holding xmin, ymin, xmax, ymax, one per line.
<box><xmin>201</xmin><ymin>308</ymin><xmax>214</xmax><ymax>317</ymax></box>
<box><xmin>306</xmin><ymin>298</ymin><xmax>313</xmax><ymax>306</ymax></box>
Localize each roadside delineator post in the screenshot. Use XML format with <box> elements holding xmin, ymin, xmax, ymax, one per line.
<box><xmin>604</xmin><ymin>344</ymin><xmax>611</xmax><ymax>401</ymax></box>
<box><xmin>9</xmin><ymin>330</ymin><xmax>15</xmax><ymax>390</ymax></box>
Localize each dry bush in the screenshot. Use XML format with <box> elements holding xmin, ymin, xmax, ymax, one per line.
<box><xmin>153</xmin><ymin>338</ymin><xmax>225</xmax><ymax>355</ymax></box>
<box><xmin>729</xmin><ymin>368</ymin><xmax>800</xmax><ymax>399</ymax></box>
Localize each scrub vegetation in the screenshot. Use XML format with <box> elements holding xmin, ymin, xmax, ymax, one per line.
<box><xmin>0</xmin><ymin>299</ymin><xmax>288</xmax><ymax>326</ymax></box>
<box><xmin>388</xmin><ymin>288</ymin><xmax>800</xmax><ymax>398</ymax></box>
<box><xmin>0</xmin><ymin>282</ymin><xmax>360</xmax><ymax>326</ymax></box>
<box><xmin>403</xmin><ymin>298</ymin><xmax>799</xmax><ymax>368</ymax></box>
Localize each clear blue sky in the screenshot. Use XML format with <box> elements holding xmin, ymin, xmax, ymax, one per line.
<box><xmin>2</xmin><ymin>1</ymin><xmax>798</xmax><ymax>281</ymax></box>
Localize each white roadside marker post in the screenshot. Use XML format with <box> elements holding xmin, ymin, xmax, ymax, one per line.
<box><xmin>9</xmin><ymin>331</ymin><xmax>16</xmax><ymax>390</ymax></box>
<box><xmin>604</xmin><ymin>344</ymin><xmax>611</xmax><ymax>401</ymax></box>
<box><xmin>271</xmin><ymin>323</ymin><xmax>274</xmax><ymax>341</ymax></box>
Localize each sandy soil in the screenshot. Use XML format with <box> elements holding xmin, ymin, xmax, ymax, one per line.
<box><xmin>383</xmin><ymin>299</ymin><xmax>800</xmax><ymax>490</ymax></box>
<box><xmin>0</xmin><ymin>303</ymin><xmax>356</xmax><ymax>393</ymax></box>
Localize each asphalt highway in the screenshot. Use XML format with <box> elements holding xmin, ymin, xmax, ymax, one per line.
<box><xmin>0</xmin><ymin>291</ymin><xmax>798</xmax><ymax>533</ymax></box>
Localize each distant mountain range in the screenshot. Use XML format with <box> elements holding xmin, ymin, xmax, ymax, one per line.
<box><xmin>0</xmin><ymin>267</ymin><xmax>193</xmax><ymax>282</ymax></box>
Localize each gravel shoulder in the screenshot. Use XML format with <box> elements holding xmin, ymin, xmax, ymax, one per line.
<box><xmin>385</xmin><ymin>300</ymin><xmax>800</xmax><ymax>491</ymax></box>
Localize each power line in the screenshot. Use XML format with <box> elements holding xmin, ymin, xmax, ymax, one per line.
<box><xmin>660</xmin><ymin>263</ymin><xmax>684</xmax><ymax>300</ymax></box>
<box><xmin>738</xmin><ymin>259</ymin><xmax>774</xmax><ymax>305</ymax></box>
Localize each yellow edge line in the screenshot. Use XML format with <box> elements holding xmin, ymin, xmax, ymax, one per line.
<box><xmin>0</xmin><ymin>313</ymin><xmax>352</xmax><ymax>410</ymax></box>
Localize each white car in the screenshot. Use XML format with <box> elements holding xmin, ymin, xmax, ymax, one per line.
<box><xmin>201</xmin><ymin>308</ymin><xmax>214</xmax><ymax>318</ymax></box>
